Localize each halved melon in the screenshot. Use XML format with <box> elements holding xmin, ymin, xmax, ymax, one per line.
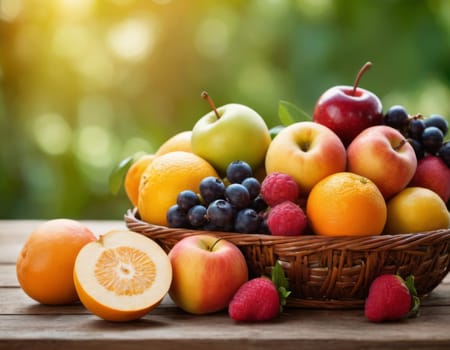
<box><xmin>74</xmin><ymin>230</ymin><xmax>172</xmax><ymax>322</ymax></box>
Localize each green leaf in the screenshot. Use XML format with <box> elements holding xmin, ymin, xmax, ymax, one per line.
<box><xmin>108</xmin><ymin>154</ymin><xmax>139</xmax><ymax>195</ymax></box>
<box><xmin>278</xmin><ymin>100</ymin><xmax>312</xmax><ymax>126</ymax></box>
<box><xmin>271</xmin><ymin>261</ymin><xmax>291</xmax><ymax>312</ymax></box>
<box><xmin>404</xmin><ymin>275</ymin><xmax>421</xmax><ymax>317</ymax></box>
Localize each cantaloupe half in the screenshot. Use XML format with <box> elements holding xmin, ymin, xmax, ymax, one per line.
<box><xmin>74</xmin><ymin>230</ymin><xmax>172</xmax><ymax>322</ymax></box>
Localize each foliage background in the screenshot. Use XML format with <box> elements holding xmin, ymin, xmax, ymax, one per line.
<box><xmin>0</xmin><ymin>0</ymin><xmax>449</xmax><ymax>219</ymax></box>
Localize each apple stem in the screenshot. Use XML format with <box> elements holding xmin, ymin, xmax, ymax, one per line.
<box><xmin>393</xmin><ymin>139</ymin><xmax>407</xmax><ymax>151</ymax></box>
<box><xmin>201</xmin><ymin>91</ymin><xmax>220</xmax><ymax>119</ymax></box>
<box><xmin>209</xmin><ymin>238</ymin><xmax>223</xmax><ymax>252</ymax></box>
<box><xmin>352</xmin><ymin>61</ymin><xmax>372</xmax><ymax>96</ymax></box>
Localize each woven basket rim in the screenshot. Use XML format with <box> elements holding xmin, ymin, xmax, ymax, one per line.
<box><xmin>124</xmin><ymin>207</ymin><xmax>450</xmax><ymax>247</ymax></box>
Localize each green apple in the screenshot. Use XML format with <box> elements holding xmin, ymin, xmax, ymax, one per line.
<box><xmin>191</xmin><ymin>92</ymin><xmax>271</xmax><ymax>174</ymax></box>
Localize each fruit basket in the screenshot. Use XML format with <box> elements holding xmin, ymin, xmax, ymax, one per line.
<box><xmin>125</xmin><ymin>208</ymin><xmax>450</xmax><ymax>309</ymax></box>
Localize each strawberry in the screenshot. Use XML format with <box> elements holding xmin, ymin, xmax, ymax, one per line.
<box><xmin>228</xmin><ymin>261</ymin><xmax>290</xmax><ymax>322</ymax></box>
<box><xmin>365</xmin><ymin>274</ymin><xmax>420</xmax><ymax>322</ymax></box>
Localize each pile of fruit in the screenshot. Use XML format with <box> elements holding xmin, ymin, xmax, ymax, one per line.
<box><xmin>117</xmin><ymin>61</ymin><xmax>449</xmax><ymax>237</ymax></box>
<box><xmin>16</xmin><ymin>61</ymin><xmax>450</xmax><ymax>325</ymax></box>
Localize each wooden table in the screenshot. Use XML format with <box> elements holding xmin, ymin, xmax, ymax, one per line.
<box><xmin>1</xmin><ymin>220</ymin><xmax>450</xmax><ymax>350</ymax></box>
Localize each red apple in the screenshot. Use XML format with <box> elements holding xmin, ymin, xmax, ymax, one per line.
<box><xmin>265</xmin><ymin>121</ymin><xmax>347</xmax><ymax>194</ymax></box>
<box><xmin>168</xmin><ymin>234</ymin><xmax>248</xmax><ymax>315</ymax></box>
<box><xmin>347</xmin><ymin>125</ymin><xmax>417</xmax><ymax>199</ymax></box>
<box><xmin>409</xmin><ymin>155</ymin><xmax>450</xmax><ymax>203</ymax></box>
<box><xmin>313</xmin><ymin>62</ymin><xmax>383</xmax><ymax>147</ymax></box>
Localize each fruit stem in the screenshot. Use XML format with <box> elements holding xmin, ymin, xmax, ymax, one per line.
<box><xmin>201</xmin><ymin>91</ymin><xmax>220</xmax><ymax>119</ymax></box>
<box><xmin>393</xmin><ymin>139</ymin><xmax>407</xmax><ymax>151</ymax></box>
<box><xmin>352</xmin><ymin>61</ymin><xmax>372</xmax><ymax>96</ymax></box>
<box><xmin>209</xmin><ymin>238</ymin><xmax>223</xmax><ymax>252</ymax></box>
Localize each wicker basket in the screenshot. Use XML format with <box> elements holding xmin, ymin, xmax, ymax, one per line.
<box><xmin>124</xmin><ymin>208</ymin><xmax>450</xmax><ymax>309</ymax></box>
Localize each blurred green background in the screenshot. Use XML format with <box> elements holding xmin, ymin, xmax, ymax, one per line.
<box><xmin>0</xmin><ymin>0</ymin><xmax>449</xmax><ymax>219</ymax></box>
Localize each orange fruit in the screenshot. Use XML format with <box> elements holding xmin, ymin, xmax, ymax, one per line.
<box><xmin>385</xmin><ymin>187</ymin><xmax>450</xmax><ymax>235</ymax></box>
<box><xmin>74</xmin><ymin>230</ymin><xmax>172</xmax><ymax>322</ymax></box>
<box><xmin>155</xmin><ymin>130</ymin><xmax>192</xmax><ymax>156</ymax></box>
<box><xmin>138</xmin><ymin>151</ymin><xmax>218</xmax><ymax>226</ymax></box>
<box><xmin>124</xmin><ymin>154</ymin><xmax>156</xmax><ymax>207</ymax></box>
<box><xmin>16</xmin><ymin>219</ymin><xmax>96</xmax><ymax>305</ymax></box>
<box><xmin>306</xmin><ymin>172</ymin><xmax>387</xmax><ymax>236</ymax></box>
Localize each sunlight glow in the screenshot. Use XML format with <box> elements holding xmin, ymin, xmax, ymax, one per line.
<box><xmin>52</xmin><ymin>24</ymin><xmax>93</xmax><ymax>60</ymax></box>
<box><xmin>0</xmin><ymin>0</ymin><xmax>23</xmax><ymax>21</ymax></box>
<box><xmin>107</xmin><ymin>18</ymin><xmax>156</xmax><ymax>62</ymax></box>
<box><xmin>32</xmin><ymin>113</ymin><xmax>72</xmax><ymax>155</ymax></box>
<box><xmin>54</xmin><ymin>0</ymin><xmax>94</xmax><ymax>19</ymax></box>
<box><xmin>75</xmin><ymin>52</ymin><xmax>115</xmax><ymax>88</ymax></box>
<box><xmin>75</xmin><ymin>125</ymin><xmax>113</xmax><ymax>168</ymax></box>
<box><xmin>122</xmin><ymin>137</ymin><xmax>154</xmax><ymax>157</ymax></box>
<box><xmin>195</xmin><ymin>17</ymin><xmax>230</xmax><ymax>59</ymax></box>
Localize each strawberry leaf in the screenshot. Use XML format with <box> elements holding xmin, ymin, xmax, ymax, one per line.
<box><xmin>404</xmin><ymin>275</ymin><xmax>421</xmax><ymax>317</ymax></box>
<box><xmin>278</xmin><ymin>100</ymin><xmax>312</xmax><ymax>126</ymax></box>
<box><xmin>271</xmin><ymin>261</ymin><xmax>291</xmax><ymax>311</ymax></box>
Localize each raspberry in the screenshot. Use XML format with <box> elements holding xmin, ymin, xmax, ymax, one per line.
<box><xmin>266</xmin><ymin>201</ymin><xmax>307</xmax><ymax>236</ymax></box>
<box><xmin>260</xmin><ymin>172</ymin><xmax>299</xmax><ymax>207</ymax></box>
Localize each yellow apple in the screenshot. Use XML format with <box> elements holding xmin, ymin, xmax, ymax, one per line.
<box><xmin>265</xmin><ymin>121</ymin><xmax>347</xmax><ymax>194</ymax></box>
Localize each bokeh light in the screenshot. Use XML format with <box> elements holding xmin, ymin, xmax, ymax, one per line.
<box><xmin>0</xmin><ymin>0</ymin><xmax>449</xmax><ymax>219</ymax></box>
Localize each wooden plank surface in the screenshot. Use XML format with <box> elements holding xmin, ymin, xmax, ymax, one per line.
<box><xmin>1</xmin><ymin>220</ymin><xmax>450</xmax><ymax>350</ymax></box>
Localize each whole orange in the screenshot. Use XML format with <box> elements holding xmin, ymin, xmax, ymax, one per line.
<box><xmin>16</xmin><ymin>219</ymin><xmax>96</xmax><ymax>305</ymax></box>
<box><xmin>138</xmin><ymin>151</ymin><xmax>218</xmax><ymax>226</ymax></box>
<box><xmin>306</xmin><ymin>172</ymin><xmax>387</xmax><ymax>236</ymax></box>
<box><xmin>155</xmin><ymin>131</ymin><xmax>192</xmax><ymax>156</ymax></box>
<box><xmin>124</xmin><ymin>154</ymin><xmax>156</xmax><ymax>207</ymax></box>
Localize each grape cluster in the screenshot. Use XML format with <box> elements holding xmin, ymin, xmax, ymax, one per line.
<box><xmin>383</xmin><ymin>105</ymin><xmax>450</xmax><ymax>166</ymax></box>
<box><xmin>167</xmin><ymin>160</ymin><xmax>269</xmax><ymax>234</ymax></box>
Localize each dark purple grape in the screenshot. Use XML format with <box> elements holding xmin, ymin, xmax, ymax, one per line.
<box><xmin>167</xmin><ymin>204</ymin><xmax>189</xmax><ymax>228</ymax></box>
<box><xmin>438</xmin><ymin>141</ymin><xmax>450</xmax><ymax>167</ymax></box>
<box><xmin>206</xmin><ymin>199</ymin><xmax>234</xmax><ymax>229</ymax></box>
<box><xmin>176</xmin><ymin>190</ymin><xmax>200</xmax><ymax>212</ymax></box>
<box><xmin>234</xmin><ymin>208</ymin><xmax>261</xmax><ymax>233</ymax></box>
<box><xmin>188</xmin><ymin>205</ymin><xmax>207</xmax><ymax>228</ymax></box>
<box><xmin>251</xmin><ymin>195</ymin><xmax>268</xmax><ymax>212</ymax></box>
<box><xmin>384</xmin><ymin>105</ymin><xmax>409</xmax><ymax>130</ymax></box>
<box><xmin>225</xmin><ymin>183</ymin><xmax>251</xmax><ymax>209</ymax></box>
<box><xmin>226</xmin><ymin>160</ymin><xmax>253</xmax><ymax>184</ymax></box>
<box><xmin>407</xmin><ymin>119</ymin><xmax>426</xmax><ymax>140</ymax></box>
<box><xmin>422</xmin><ymin>126</ymin><xmax>444</xmax><ymax>155</ymax></box>
<box><xmin>408</xmin><ymin>138</ymin><xmax>425</xmax><ymax>160</ymax></box>
<box><xmin>241</xmin><ymin>177</ymin><xmax>261</xmax><ymax>200</ymax></box>
<box><xmin>424</xmin><ymin>115</ymin><xmax>448</xmax><ymax>136</ymax></box>
<box><xmin>258</xmin><ymin>218</ymin><xmax>271</xmax><ymax>235</ymax></box>
<box><xmin>199</xmin><ymin>176</ymin><xmax>226</xmax><ymax>205</ymax></box>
